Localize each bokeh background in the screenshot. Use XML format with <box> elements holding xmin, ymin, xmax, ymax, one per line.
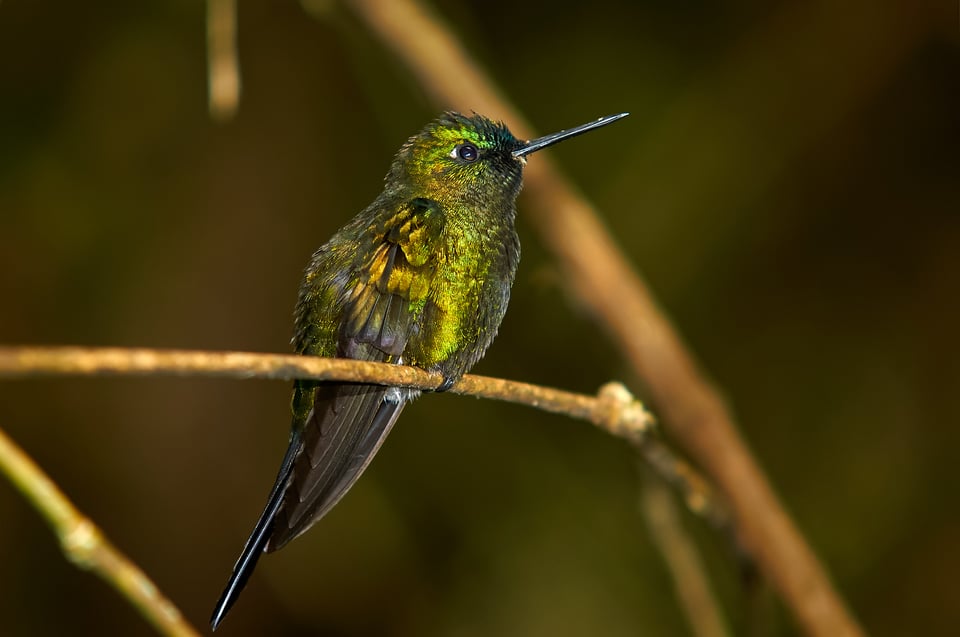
<box><xmin>1</xmin><ymin>1</ymin><xmax>957</xmax><ymax>635</ymax></box>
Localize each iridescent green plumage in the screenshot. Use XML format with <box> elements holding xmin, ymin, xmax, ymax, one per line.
<box><xmin>211</xmin><ymin>111</ymin><xmax>627</xmax><ymax>629</ymax></box>
<box><xmin>297</xmin><ymin>113</ymin><xmax>525</xmax><ymax>377</ymax></box>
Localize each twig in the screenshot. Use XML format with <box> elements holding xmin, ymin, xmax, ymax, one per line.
<box><xmin>641</xmin><ymin>475</ymin><xmax>731</xmax><ymax>637</ymax></box>
<box><xmin>638</xmin><ymin>437</ymin><xmax>729</xmax><ymax>534</ymax></box>
<box><xmin>207</xmin><ymin>0</ymin><xmax>240</xmax><ymax>121</ymax></box>
<box><xmin>0</xmin><ymin>426</ymin><xmax>200</xmax><ymax>637</ymax></box>
<box><xmin>2</xmin><ymin>346</ymin><xmax>745</xmax><ymax>635</ymax></box>
<box><xmin>340</xmin><ymin>1</ymin><xmax>864</xmax><ymax>635</ymax></box>
<box><xmin>0</xmin><ymin>344</ymin><xmax>727</xmax><ymax>539</ymax></box>
<box><xmin>0</xmin><ymin>346</ymin><xmax>653</xmax><ymax>443</ymax></box>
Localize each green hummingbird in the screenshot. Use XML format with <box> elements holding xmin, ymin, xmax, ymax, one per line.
<box><xmin>210</xmin><ymin>111</ymin><xmax>628</xmax><ymax>629</ymax></box>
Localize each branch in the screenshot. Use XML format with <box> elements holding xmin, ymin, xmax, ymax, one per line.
<box><xmin>207</xmin><ymin>0</ymin><xmax>240</xmax><ymax>121</ymax></box>
<box><xmin>0</xmin><ymin>345</ymin><xmax>645</xmax><ymax>636</ymax></box>
<box><xmin>641</xmin><ymin>476</ymin><xmax>731</xmax><ymax>637</ymax></box>
<box><xmin>0</xmin><ymin>345</ymin><xmax>731</xmax><ymax>581</ymax></box>
<box><xmin>340</xmin><ymin>1</ymin><xmax>864</xmax><ymax>635</ymax></box>
<box><xmin>0</xmin><ymin>346</ymin><xmax>653</xmax><ymax>443</ymax></box>
<box><xmin>0</xmin><ymin>426</ymin><xmax>200</xmax><ymax>637</ymax></box>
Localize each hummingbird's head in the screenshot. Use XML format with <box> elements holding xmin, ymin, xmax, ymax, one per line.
<box><xmin>385</xmin><ymin>111</ymin><xmax>629</xmax><ymax>212</ymax></box>
<box><xmin>387</xmin><ymin>112</ymin><xmax>526</xmax><ymax>210</ymax></box>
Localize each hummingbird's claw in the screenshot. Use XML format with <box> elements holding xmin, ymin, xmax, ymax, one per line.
<box><xmin>434</xmin><ymin>377</ymin><xmax>456</xmax><ymax>392</ymax></box>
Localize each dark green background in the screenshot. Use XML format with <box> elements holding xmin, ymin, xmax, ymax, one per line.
<box><xmin>1</xmin><ymin>1</ymin><xmax>957</xmax><ymax>635</ymax></box>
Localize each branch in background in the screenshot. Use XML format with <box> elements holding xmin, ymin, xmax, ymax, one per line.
<box><xmin>339</xmin><ymin>1</ymin><xmax>865</xmax><ymax>635</ymax></box>
<box><xmin>642</xmin><ymin>475</ymin><xmax>731</xmax><ymax>637</ymax></box>
<box><xmin>207</xmin><ymin>0</ymin><xmax>240</xmax><ymax>121</ymax></box>
<box><xmin>0</xmin><ymin>426</ymin><xmax>200</xmax><ymax>637</ymax></box>
<box><xmin>638</xmin><ymin>437</ymin><xmax>730</xmax><ymax>535</ymax></box>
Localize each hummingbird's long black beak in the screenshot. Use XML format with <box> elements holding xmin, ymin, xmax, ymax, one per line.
<box><xmin>512</xmin><ymin>112</ymin><xmax>629</xmax><ymax>158</ymax></box>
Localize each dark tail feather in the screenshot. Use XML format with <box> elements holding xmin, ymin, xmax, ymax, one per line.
<box><xmin>267</xmin><ymin>387</ymin><xmax>406</xmax><ymax>550</ymax></box>
<box><xmin>210</xmin><ymin>432</ymin><xmax>302</xmax><ymax>631</ymax></box>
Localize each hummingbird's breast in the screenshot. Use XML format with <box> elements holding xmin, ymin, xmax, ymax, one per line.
<box><xmin>293</xmin><ymin>195</ymin><xmax>519</xmax><ymax>383</ymax></box>
<box><xmin>406</xmin><ymin>207</ymin><xmax>520</xmax><ymax>379</ymax></box>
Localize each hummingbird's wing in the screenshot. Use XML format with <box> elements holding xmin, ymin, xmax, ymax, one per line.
<box><xmin>268</xmin><ymin>197</ymin><xmax>444</xmax><ymax>549</ymax></box>
<box><xmin>211</xmin><ymin>199</ymin><xmax>443</xmax><ymax>629</ymax></box>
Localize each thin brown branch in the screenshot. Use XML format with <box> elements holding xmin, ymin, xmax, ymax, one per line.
<box><xmin>207</xmin><ymin>0</ymin><xmax>240</xmax><ymax>121</ymax></box>
<box><xmin>0</xmin><ymin>345</ymin><xmax>653</xmax><ymax>445</ymax></box>
<box><xmin>341</xmin><ymin>1</ymin><xmax>865</xmax><ymax>635</ymax></box>
<box><xmin>0</xmin><ymin>345</ymin><xmax>727</xmax><ymax>531</ymax></box>
<box><xmin>638</xmin><ymin>437</ymin><xmax>730</xmax><ymax>534</ymax></box>
<box><xmin>641</xmin><ymin>476</ymin><xmax>731</xmax><ymax>637</ymax></box>
<box><xmin>0</xmin><ymin>345</ymin><xmax>729</xmax><ymax>633</ymax></box>
<box><xmin>0</xmin><ymin>426</ymin><xmax>200</xmax><ymax>637</ymax></box>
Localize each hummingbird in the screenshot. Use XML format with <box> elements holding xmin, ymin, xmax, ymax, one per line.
<box><xmin>210</xmin><ymin>110</ymin><xmax>628</xmax><ymax>629</ymax></box>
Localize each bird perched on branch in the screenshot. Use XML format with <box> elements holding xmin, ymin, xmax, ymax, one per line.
<box><xmin>211</xmin><ymin>110</ymin><xmax>628</xmax><ymax>629</ymax></box>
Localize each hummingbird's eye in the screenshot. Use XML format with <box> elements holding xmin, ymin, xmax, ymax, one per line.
<box><xmin>452</xmin><ymin>143</ymin><xmax>479</xmax><ymax>163</ymax></box>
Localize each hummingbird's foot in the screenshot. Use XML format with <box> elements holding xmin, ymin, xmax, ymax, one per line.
<box><xmin>434</xmin><ymin>377</ymin><xmax>456</xmax><ymax>393</ymax></box>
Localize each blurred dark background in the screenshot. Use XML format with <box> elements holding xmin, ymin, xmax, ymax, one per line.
<box><xmin>1</xmin><ymin>1</ymin><xmax>957</xmax><ymax>635</ymax></box>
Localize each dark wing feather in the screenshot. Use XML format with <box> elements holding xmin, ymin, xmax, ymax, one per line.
<box><xmin>211</xmin><ymin>199</ymin><xmax>442</xmax><ymax>630</ymax></box>
<box><xmin>268</xmin><ymin>198</ymin><xmax>442</xmax><ymax>548</ymax></box>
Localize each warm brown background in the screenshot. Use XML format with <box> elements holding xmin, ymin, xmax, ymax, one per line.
<box><xmin>1</xmin><ymin>1</ymin><xmax>957</xmax><ymax>635</ymax></box>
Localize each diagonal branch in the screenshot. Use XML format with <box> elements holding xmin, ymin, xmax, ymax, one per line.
<box><xmin>0</xmin><ymin>425</ymin><xmax>201</xmax><ymax>637</ymax></box>
<box><xmin>642</xmin><ymin>475</ymin><xmax>732</xmax><ymax>637</ymax></box>
<box><xmin>340</xmin><ymin>1</ymin><xmax>865</xmax><ymax>635</ymax></box>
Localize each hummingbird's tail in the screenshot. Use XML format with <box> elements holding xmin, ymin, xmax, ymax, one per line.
<box><xmin>210</xmin><ymin>431</ymin><xmax>301</xmax><ymax>631</ymax></box>
<box><xmin>210</xmin><ymin>383</ymin><xmax>409</xmax><ymax>630</ymax></box>
<box><xmin>267</xmin><ymin>384</ymin><xmax>408</xmax><ymax>550</ymax></box>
